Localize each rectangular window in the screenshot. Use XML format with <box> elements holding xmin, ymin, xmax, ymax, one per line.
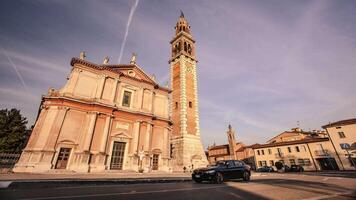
<box><xmin>257</xmin><ymin>150</ymin><xmax>260</xmax><ymax>155</ymax></box>
<box><xmin>269</xmin><ymin>160</ymin><xmax>274</xmax><ymax>166</ymax></box>
<box><xmin>303</xmin><ymin>145</ymin><xmax>307</xmax><ymax>151</ymax></box>
<box><xmin>175</xmin><ymin>102</ymin><xmax>178</xmax><ymax>109</ymax></box>
<box><xmin>261</xmin><ymin>150</ymin><xmax>265</xmax><ymax>155</ymax></box>
<box><xmin>189</xmin><ymin>101</ymin><xmax>192</xmax><ymax>108</ymax></box>
<box><xmin>338</xmin><ymin>132</ymin><xmax>346</xmax><ymax>138</ymax></box>
<box><xmin>289</xmin><ymin>159</ymin><xmax>296</xmax><ymax>165</ymax></box>
<box><xmin>258</xmin><ymin>161</ymin><xmax>263</xmax><ymax>167</ymax></box>
<box><xmin>288</xmin><ymin>147</ymin><xmax>292</xmax><ymax>153</ymax></box>
<box><xmin>268</xmin><ymin>149</ymin><xmax>272</xmax><ymax>154</ymax></box>
<box><xmin>277</xmin><ymin>148</ymin><xmax>282</xmax><ymax>154</ymax></box>
<box><xmin>261</xmin><ymin>161</ymin><xmax>267</xmax><ymax>166</ymax></box>
<box><xmin>298</xmin><ymin>159</ymin><xmax>305</xmax><ymax>166</ymax></box>
<box><xmin>122</xmin><ymin>91</ymin><xmax>132</xmax><ymax>107</ymax></box>
<box><xmin>295</xmin><ymin>146</ymin><xmax>300</xmax><ymax>152</ymax></box>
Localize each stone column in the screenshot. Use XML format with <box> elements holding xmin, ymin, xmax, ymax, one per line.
<box><xmin>163</xmin><ymin>127</ymin><xmax>169</xmax><ymax>158</ymax></box>
<box><xmin>83</xmin><ymin>112</ymin><xmax>97</xmax><ymax>151</ymax></box>
<box><xmin>150</xmin><ymin>91</ymin><xmax>155</xmax><ymax>113</ymax></box>
<box><xmin>99</xmin><ymin>115</ymin><xmax>112</xmax><ymax>153</ymax></box>
<box><xmin>131</xmin><ymin>121</ymin><xmax>140</xmax><ymax>154</ymax></box>
<box><xmin>144</xmin><ymin>123</ymin><xmax>152</xmax><ymax>152</ymax></box>
<box><xmin>45</xmin><ymin>107</ymin><xmax>69</xmax><ymax>151</ymax></box>
<box><xmin>151</xmin><ymin>91</ymin><xmax>156</xmax><ymax>114</ymax></box>
<box><xmin>110</xmin><ymin>79</ymin><xmax>119</xmax><ymax>103</ymax></box>
<box><xmin>95</xmin><ymin>75</ymin><xmax>106</xmax><ymax>99</ymax></box>
<box><xmin>137</xmin><ymin>87</ymin><xmax>144</xmax><ymax>110</ymax></box>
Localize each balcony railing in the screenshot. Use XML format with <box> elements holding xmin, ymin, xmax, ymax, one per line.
<box><xmin>314</xmin><ymin>150</ymin><xmax>330</xmax><ymax>156</ymax></box>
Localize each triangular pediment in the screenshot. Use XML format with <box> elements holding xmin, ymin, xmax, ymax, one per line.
<box><xmin>112</xmin><ymin>64</ymin><xmax>156</xmax><ymax>85</ymax></box>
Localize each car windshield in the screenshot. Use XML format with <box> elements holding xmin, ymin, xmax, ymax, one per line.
<box><xmin>212</xmin><ymin>161</ymin><xmax>227</xmax><ymax>167</ymax></box>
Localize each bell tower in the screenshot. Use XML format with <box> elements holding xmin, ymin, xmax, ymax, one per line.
<box><xmin>170</xmin><ymin>11</ymin><xmax>208</xmax><ymax>171</ymax></box>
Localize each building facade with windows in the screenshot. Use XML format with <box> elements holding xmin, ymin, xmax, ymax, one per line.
<box><xmin>322</xmin><ymin>118</ymin><xmax>356</xmax><ymax>170</ymax></box>
<box><xmin>13</xmin><ymin>55</ymin><xmax>172</xmax><ymax>173</ymax></box>
<box><xmin>253</xmin><ymin>128</ymin><xmax>342</xmax><ymax>171</ymax></box>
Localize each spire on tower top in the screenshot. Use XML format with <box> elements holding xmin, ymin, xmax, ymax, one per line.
<box><xmin>180</xmin><ymin>10</ymin><xmax>184</xmax><ymax>18</ymax></box>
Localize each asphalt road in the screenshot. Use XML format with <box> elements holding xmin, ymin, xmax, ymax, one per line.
<box><xmin>1</xmin><ymin>173</ymin><xmax>355</xmax><ymax>200</ymax></box>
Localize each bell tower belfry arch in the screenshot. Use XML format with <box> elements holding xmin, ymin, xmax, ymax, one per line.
<box><xmin>170</xmin><ymin>12</ymin><xmax>208</xmax><ymax>171</ymax></box>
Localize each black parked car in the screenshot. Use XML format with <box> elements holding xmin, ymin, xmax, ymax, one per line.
<box><xmin>192</xmin><ymin>160</ymin><xmax>251</xmax><ymax>184</ymax></box>
<box><xmin>288</xmin><ymin>165</ymin><xmax>304</xmax><ymax>172</ymax></box>
<box><xmin>256</xmin><ymin>166</ymin><xmax>275</xmax><ymax>172</ymax></box>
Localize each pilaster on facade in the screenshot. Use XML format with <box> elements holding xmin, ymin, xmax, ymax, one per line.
<box><xmin>110</xmin><ymin>79</ymin><xmax>120</xmax><ymax>103</ymax></box>
<box><xmin>83</xmin><ymin>112</ymin><xmax>98</xmax><ymax>152</ymax></box>
<box><xmin>179</xmin><ymin>57</ymin><xmax>188</xmax><ymax>136</ymax></box>
<box><xmin>99</xmin><ymin>115</ymin><xmax>113</xmax><ymax>153</ymax></box>
<box><xmin>95</xmin><ymin>74</ymin><xmax>107</xmax><ymax>100</ymax></box>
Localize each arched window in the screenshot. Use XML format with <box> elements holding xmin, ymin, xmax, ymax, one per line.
<box><xmin>184</xmin><ymin>42</ymin><xmax>187</xmax><ymax>52</ymax></box>
<box><xmin>179</xmin><ymin>27</ymin><xmax>182</xmax><ymax>32</ymax></box>
<box><xmin>183</xmin><ymin>27</ymin><xmax>186</xmax><ymax>32</ymax></box>
<box><xmin>187</xmin><ymin>44</ymin><xmax>192</xmax><ymax>54</ymax></box>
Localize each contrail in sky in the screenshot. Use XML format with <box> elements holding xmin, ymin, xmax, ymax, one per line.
<box><xmin>118</xmin><ymin>0</ymin><xmax>139</xmax><ymax>64</ymax></box>
<box><xmin>1</xmin><ymin>47</ymin><xmax>29</xmax><ymax>93</ymax></box>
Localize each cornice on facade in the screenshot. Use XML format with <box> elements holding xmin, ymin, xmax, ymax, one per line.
<box><xmin>70</xmin><ymin>57</ymin><xmax>171</xmax><ymax>93</ymax></box>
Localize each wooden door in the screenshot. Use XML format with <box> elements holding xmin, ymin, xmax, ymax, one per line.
<box><xmin>152</xmin><ymin>154</ymin><xmax>159</xmax><ymax>170</ymax></box>
<box><xmin>110</xmin><ymin>142</ymin><xmax>126</xmax><ymax>170</ymax></box>
<box><xmin>55</xmin><ymin>148</ymin><xmax>71</xmax><ymax>169</ymax></box>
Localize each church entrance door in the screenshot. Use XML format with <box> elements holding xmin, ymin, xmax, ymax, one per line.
<box><xmin>55</xmin><ymin>148</ymin><xmax>71</xmax><ymax>169</ymax></box>
<box><xmin>152</xmin><ymin>154</ymin><xmax>159</xmax><ymax>170</ymax></box>
<box><xmin>110</xmin><ymin>142</ymin><xmax>126</xmax><ymax>170</ymax></box>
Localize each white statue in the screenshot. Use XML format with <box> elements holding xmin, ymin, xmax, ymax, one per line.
<box><xmin>130</xmin><ymin>53</ymin><xmax>137</xmax><ymax>64</ymax></box>
<box><xmin>103</xmin><ymin>56</ymin><xmax>110</xmax><ymax>64</ymax></box>
<box><xmin>79</xmin><ymin>51</ymin><xmax>86</xmax><ymax>60</ymax></box>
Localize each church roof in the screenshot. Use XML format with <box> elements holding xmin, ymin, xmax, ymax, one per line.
<box><xmin>70</xmin><ymin>57</ymin><xmax>171</xmax><ymax>93</ymax></box>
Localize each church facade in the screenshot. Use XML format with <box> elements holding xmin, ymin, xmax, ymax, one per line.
<box><xmin>14</xmin><ymin>56</ymin><xmax>172</xmax><ymax>173</ymax></box>
<box><xmin>14</xmin><ymin>13</ymin><xmax>208</xmax><ymax>173</ymax></box>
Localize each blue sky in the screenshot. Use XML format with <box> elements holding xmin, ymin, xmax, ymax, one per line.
<box><xmin>1</xmin><ymin>0</ymin><xmax>355</xmax><ymax>148</ymax></box>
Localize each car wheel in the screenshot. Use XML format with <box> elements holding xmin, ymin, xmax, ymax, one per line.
<box><xmin>242</xmin><ymin>171</ymin><xmax>250</xmax><ymax>182</ymax></box>
<box><xmin>214</xmin><ymin>172</ymin><xmax>224</xmax><ymax>184</ymax></box>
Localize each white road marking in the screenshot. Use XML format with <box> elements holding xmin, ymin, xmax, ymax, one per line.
<box><xmin>53</xmin><ymin>181</ymin><xmax>179</xmax><ymax>189</ymax></box>
<box><xmin>302</xmin><ymin>191</ymin><xmax>353</xmax><ymax>200</ymax></box>
<box><xmin>20</xmin><ymin>185</ymin><xmax>228</xmax><ymax>200</ymax></box>
<box><xmin>229</xmin><ymin>192</ymin><xmax>245</xmax><ymax>199</ymax></box>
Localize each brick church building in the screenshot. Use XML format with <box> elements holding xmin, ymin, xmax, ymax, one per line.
<box><xmin>14</xmin><ymin>12</ymin><xmax>207</xmax><ymax>173</ymax></box>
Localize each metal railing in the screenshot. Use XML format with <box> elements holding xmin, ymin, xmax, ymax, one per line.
<box><xmin>0</xmin><ymin>152</ymin><xmax>21</xmax><ymax>169</ymax></box>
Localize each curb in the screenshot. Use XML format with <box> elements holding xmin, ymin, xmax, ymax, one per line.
<box><xmin>0</xmin><ymin>178</ymin><xmax>192</xmax><ymax>190</ymax></box>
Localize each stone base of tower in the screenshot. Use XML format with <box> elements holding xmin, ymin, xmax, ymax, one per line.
<box><xmin>171</xmin><ymin>135</ymin><xmax>208</xmax><ymax>172</ymax></box>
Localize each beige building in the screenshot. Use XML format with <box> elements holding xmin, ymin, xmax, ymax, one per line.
<box><xmin>322</xmin><ymin>118</ymin><xmax>356</xmax><ymax>170</ymax></box>
<box><xmin>14</xmin><ymin>55</ymin><xmax>172</xmax><ymax>173</ymax></box>
<box><xmin>253</xmin><ymin>128</ymin><xmax>342</xmax><ymax>171</ymax></box>
<box><xmin>207</xmin><ymin>125</ymin><xmax>255</xmax><ymax>168</ymax></box>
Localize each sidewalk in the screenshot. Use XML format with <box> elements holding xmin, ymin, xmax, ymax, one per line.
<box><xmin>0</xmin><ymin>172</ymin><xmax>192</xmax><ymax>189</ymax></box>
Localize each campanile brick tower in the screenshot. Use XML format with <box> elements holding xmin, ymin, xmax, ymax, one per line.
<box><xmin>170</xmin><ymin>12</ymin><xmax>208</xmax><ymax>171</ymax></box>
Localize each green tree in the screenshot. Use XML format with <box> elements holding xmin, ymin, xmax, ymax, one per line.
<box><xmin>0</xmin><ymin>108</ymin><xmax>30</xmax><ymax>152</ymax></box>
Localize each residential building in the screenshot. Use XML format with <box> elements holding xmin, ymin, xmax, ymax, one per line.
<box><xmin>322</xmin><ymin>118</ymin><xmax>356</xmax><ymax>170</ymax></box>
<box><xmin>253</xmin><ymin>128</ymin><xmax>341</xmax><ymax>171</ymax></box>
